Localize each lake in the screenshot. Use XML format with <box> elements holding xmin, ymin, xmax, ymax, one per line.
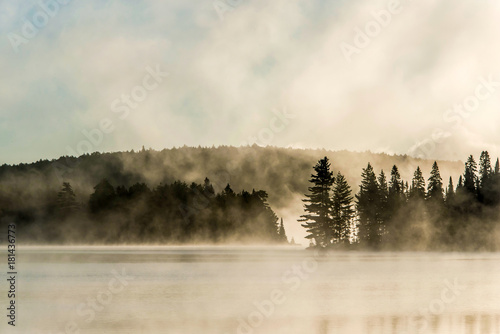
<box><xmin>1</xmin><ymin>246</ymin><xmax>500</xmax><ymax>334</ymax></box>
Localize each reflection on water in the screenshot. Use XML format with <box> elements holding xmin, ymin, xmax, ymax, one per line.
<box><xmin>1</xmin><ymin>246</ymin><xmax>499</xmax><ymax>334</ymax></box>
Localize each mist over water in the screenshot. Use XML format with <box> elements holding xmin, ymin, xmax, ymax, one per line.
<box><xmin>3</xmin><ymin>246</ymin><xmax>499</xmax><ymax>334</ymax></box>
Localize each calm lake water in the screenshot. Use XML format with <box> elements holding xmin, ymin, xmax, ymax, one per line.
<box><xmin>2</xmin><ymin>246</ymin><xmax>500</xmax><ymax>334</ymax></box>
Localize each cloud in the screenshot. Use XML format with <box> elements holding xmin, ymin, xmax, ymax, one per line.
<box><xmin>0</xmin><ymin>0</ymin><xmax>499</xmax><ymax>164</ymax></box>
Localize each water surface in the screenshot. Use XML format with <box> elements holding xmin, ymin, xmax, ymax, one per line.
<box><xmin>2</xmin><ymin>246</ymin><xmax>500</xmax><ymax>334</ymax></box>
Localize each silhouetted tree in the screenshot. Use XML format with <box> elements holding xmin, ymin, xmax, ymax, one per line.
<box><xmin>385</xmin><ymin>165</ymin><xmax>407</xmax><ymax>246</ymax></box>
<box><xmin>494</xmin><ymin>158</ymin><xmax>500</xmax><ymax>205</ymax></box>
<box><xmin>445</xmin><ymin>177</ymin><xmax>455</xmax><ymax>205</ymax></box>
<box><xmin>478</xmin><ymin>151</ymin><xmax>493</xmax><ymax>204</ymax></box>
<box><xmin>299</xmin><ymin>157</ymin><xmax>335</xmax><ymax>247</ymax></box>
<box><xmin>278</xmin><ymin>218</ymin><xmax>288</xmax><ymax>243</ymax></box>
<box><xmin>463</xmin><ymin>155</ymin><xmax>478</xmax><ymax>195</ymax></box>
<box><xmin>388</xmin><ymin>166</ymin><xmax>404</xmax><ymax>207</ymax></box>
<box><xmin>89</xmin><ymin>179</ymin><xmax>117</xmax><ymax>214</ymax></box>
<box><xmin>427</xmin><ymin>162</ymin><xmax>444</xmax><ymax>203</ymax></box>
<box><xmin>356</xmin><ymin>163</ymin><xmax>381</xmax><ymax>248</ymax></box>
<box><xmin>331</xmin><ymin>171</ymin><xmax>354</xmax><ymax>244</ymax></box>
<box><xmin>409</xmin><ymin>167</ymin><xmax>426</xmax><ymax>200</ymax></box>
<box><xmin>56</xmin><ymin>182</ymin><xmax>79</xmax><ymax>217</ymax></box>
<box><xmin>377</xmin><ymin>170</ymin><xmax>389</xmax><ymax>232</ymax></box>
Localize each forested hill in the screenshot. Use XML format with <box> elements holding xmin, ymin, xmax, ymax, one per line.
<box><xmin>0</xmin><ymin>145</ymin><xmax>464</xmax><ymax>213</ymax></box>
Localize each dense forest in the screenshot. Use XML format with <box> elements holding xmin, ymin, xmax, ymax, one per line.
<box><xmin>2</xmin><ymin>145</ymin><xmax>495</xmax><ymax>249</ymax></box>
<box><xmin>0</xmin><ymin>145</ymin><xmax>463</xmax><ymax>212</ymax></box>
<box><xmin>3</xmin><ymin>176</ymin><xmax>287</xmax><ymax>244</ymax></box>
<box><xmin>300</xmin><ymin>152</ymin><xmax>500</xmax><ymax>251</ymax></box>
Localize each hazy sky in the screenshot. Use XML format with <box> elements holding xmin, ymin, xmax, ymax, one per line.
<box><xmin>1</xmin><ymin>0</ymin><xmax>500</xmax><ymax>164</ymax></box>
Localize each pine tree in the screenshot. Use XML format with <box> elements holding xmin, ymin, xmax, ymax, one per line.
<box><xmin>457</xmin><ymin>175</ymin><xmax>464</xmax><ymax>191</ymax></box>
<box><xmin>299</xmin><ymin>157</ymin><xmax>335</xmax><ymax>247</ymax></box>
<box><xmin>331</xmin><ymin>172</ymin><xmax>354</xmax><ymax>244</ymax></box>
<box><xmin>410</xmin><ymin>167</ymin><xmax>426</xmax><ymax>200</ymax></box>
<box><xmin>463</xmin><ymin>155</ymin><xmax>477</xmax><ymax>195</ymax></box>
<box><xmin>388</xmin><ymin>166</ymin><xmax>403</xmax><ymax>200</ymax></box>
<box><xmin>445</xmin><ymin>177</ymin><xmax>455</xmax><ymax>204</ymax></box>
<box><xmin>278</xmin><ymin>218</ymin><xmax>288</xmax><ymax>243</ymax></box>
<box><xmin>494</xmin><ymin>158</ymin><xmax>500</xmax><ymax>205</ymax></box>
<box><xmin>377</xmin><ymin>170</ymin><xmax>389</xmax><ymax>235</ymax></box>
<box><xmin>386</xmin><ymin>165</ymin><xmax>405</xmax><ymax>233</ymax></box>
<box><xmin>356</xmin><ymin>163</ymin><xmax>381</xmax><ymax>248</ymax></box>
<box><xmin>478</xmin><ymin>151</ymin><xmax>493</xmax><ymax>204</ymax></box>
<box><xmin>479</xmin><ymin>151</ymin><xmax>492</xmax><ymax>187</ymax></box>
<box><xmin>57</xmin><ymin>182</ymin><xmax>79</xmax><ymax>216</ymax></box>
<box><xmin>427</xmin><ymin>161</ymin><xmax>444</xmax><ymax>202</ymax></box>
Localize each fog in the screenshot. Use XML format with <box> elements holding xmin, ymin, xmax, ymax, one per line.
<box><xmin>0</xmin><ymin>146</ymin><xmax>469</xmax><ymax>245</ymax></box>
<box><xmin>1</xmin><ymin>0</ymin><xmax>500</xmax><ymax>164</ymax></box>
<box><xmin>2</xmin><ymin>1</ymin><xmax>500</xmax><ymax>333</ymax></box>
<box><xmin>2</xmin><ymin>246</ymin><xmax>500</xmax><ymax>334</ymax></box>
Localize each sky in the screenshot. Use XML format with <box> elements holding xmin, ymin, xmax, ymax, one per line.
<box><xmin>1</xmin><ymin>0</ymin><xmax>500</xmax><ymax>165</ymax></box>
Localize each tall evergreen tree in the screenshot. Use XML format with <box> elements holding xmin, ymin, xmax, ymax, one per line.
<box><xmin>57</xmin><ymin>182</ymin><xmax>79</xmax><ymax>216</ymax></box>
<box><xmin>494</xmin><ymin>158</ymin><xmax>500</xmax><ymax>205</ymax></box>
<box><xmin>410</xmin><ymin>167</ymin><xmax>426</xmax><ymax>200</ymax></box>
<box><xmin>445</xmin><ymin>177</ymin><xmax>455</xmax><ymax>205</ymax></box>
<box><xmin>377</xmin><ymin>170</ymin><xmax>389</xmax><ymax>235</ymax></box>
<box><xmin>378</xmin><ymin>170</ymin><xmax>389</xmax><ymax>198</ymax></box>
<box><xmin>384</xmin><ymin>166</ymin><xmax>406</xmax><ymax>246</ymax></box>
<box><xmin>388</xmin><ymin>165</ymin><xmax>403</xmax><ymax>200</ymax></box>
<box><xmin>278</xmin><ymin>218</ymin><xmax>288</xmax><ymax>243</ymax></box>
<box><xmin>427</xmin><ymin>161</ymin><xmax>444</xmax><ymax>203</ymax></box>
<box><xmin>479</xmin><ymin>151</ymin><xmax>492</xmax><ymax>187</ymax></box>
<box><xmin>463</xmin><ymin>155</ymin><xmax>478</xmax><ymax>195</ymax></box>
<box><xmin>456</xmin><ymin>175</ymin><xmax>464</xmax><ymax>192</ymax></box>
<box><xmin>331</xmin><ymin>172</ymin><xmax>354</xmax><ymax>244</ymax></box>
<box><xmin>299</xmin><ymin>157</ymin><xmax>335</xmax><ymax>247</ymax></box>
<box><xmin>386</xmin><ymin>166</ymin><xmax>405</xmax><ymax>226</ymax></box>
<box><xmin>478</xmin><ymin>151</ymin><xmax>493</xmax><ymax>204</ymax></box>
<box><xmin>356</xmin><ymin>163</ymin><xmax>381</xmax><ymax>248</ymax></box>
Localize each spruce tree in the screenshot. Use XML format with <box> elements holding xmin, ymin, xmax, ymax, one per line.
<box><xmin>388</xmin><ymin>165</ymin><xmax>403</xmax><ymax>201</ymax></box>
<box><xmin>299</xmin><ymin>157</ymin><xmax>335</xmax><ymax>247</ymax></box>
<box><xmin>377</xmin><ymin>170</ymin><xmax>389</xmax><ymax>234</ymax></box>
<box><xmin>478</xmin><ymin>151</ymin><xmax>493</xmax><ymax>204</ymax></box>
<box><xmin>457</xmin><ymin>175</ymin><xmax>464</xmax><ymax>191</ymax></box>
<box><xmin>410</xmin><ymin>167</ymin><xmax>426</xmax><ymax>200</ymax></box>
<box><xmin>479</xmin><ymin>151</ymin><xmax>492</xmax><ymax>187</ymax></box>
<box><xmin>356</xmin><ymin>163</ymin><xmax>381</xmax><ymax>248</ymax></box>
<box><xmin>427</xmin><ymin>161</ymin><xmax>444</xmax><ymax>202</ymax></box>
<box><xmin>384</xmin><ymin>166</ymin><xmax>406</xmax><ymax>246</ymax></box>
<box><xmin>278</xmin><ymin>218</ymin><xmax>288</xmax><ymax>243</ymax></box>
<box><xmin>445</xmin><ymin>177</ymin><xmax>455</xmax><ymax>205</ymax></box>
<box><xmin>331</xmin><ymin>172</ymin><xmax>354</xmax><ymax>244</ymax></box>
<box><xmin>494</xmin><ymin>158</ymin><xmax>500</xmax><ymax>205</ymax></box>
<box><xmin>463</xmin><ymin>155</ymin><xmax>478</xmax><ymax>195</ymax></box>
<box><xmin>57</xmin><ymin>182</ymin><xmax>78</xmax><ymax>217</ymax></box>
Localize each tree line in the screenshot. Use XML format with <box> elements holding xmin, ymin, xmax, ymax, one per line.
<box><xmin>300</xmin><ymin>152</ymin><xmax>500</xmax><ymax>251</ymax></box>
<box><xmin>23</xmin><ymin>178</ymin><xmax>288</xmax><ymax>244</ymax></box>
